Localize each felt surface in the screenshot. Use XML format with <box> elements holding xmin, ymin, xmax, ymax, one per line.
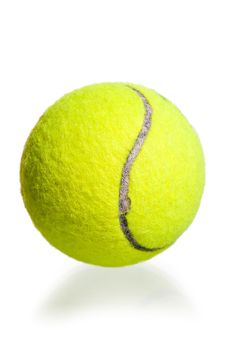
<box><xmin>20</xmin><ymin>83</ymin><xmax>205</xmax><ymax>267</ymax></box>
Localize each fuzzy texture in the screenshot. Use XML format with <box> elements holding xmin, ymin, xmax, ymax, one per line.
<box><xmin>20</xmin><ymin>83</ymin><xmax>205</xmax><ymax>267</ymax></box>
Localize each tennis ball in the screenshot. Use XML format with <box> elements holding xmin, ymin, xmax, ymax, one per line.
<box><xmin>20</xmin><ymin>83</ymin><xmax>205</xmax><ymax>267</ymax></box>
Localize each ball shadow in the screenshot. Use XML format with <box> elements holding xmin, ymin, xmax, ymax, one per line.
<box><xmin>38</xmin><ymin>264</ymin><xmax>193</xmax><ymax>318</ymax></box>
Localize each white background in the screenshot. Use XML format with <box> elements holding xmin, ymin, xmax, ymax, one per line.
<box><xmin>1</xmin><ymin>0</ymin><xmax>233</xmax><ymax>349</ymax></box>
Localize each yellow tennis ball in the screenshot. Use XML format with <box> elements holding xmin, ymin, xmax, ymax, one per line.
<box><xmin>20</xmin><ymin>83</ymin><xmax>205</xmax><ymax>267</ymax></box>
